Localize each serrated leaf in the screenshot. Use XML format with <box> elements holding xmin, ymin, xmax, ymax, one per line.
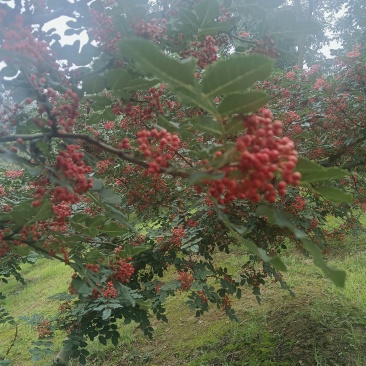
<box><xmin>297</xmin><ymin>158</ymin><xmax>348</xmax><ymax>183</ymax></box>
<box><xmin>90</xmin><ymin>177</ymin><xmax>104</xmax><ymax>191</ymax></box>
<box><xmin>198</xmin><ymin>21</ymin><xmax>233</xmax><ymax>36</ymax></box>
<box><xmin>123</xmin><ymin>78</ymin><xmax>159</xmax><ymax>91</ymax></box>
<box><xmin>314</xmin><ymin>187</ymin><xmax>353</xmax><ymax>203</ymax></box>
<box><xmin>136</xmin><ymin>299</ymin><xmax>152</xmax><ymax>310</ymax></box>
<box><xmin>105</xmin><ymin>69</ymin><xmax>130</xmax><ymax>90</ymax></box>
<box><xmin>189</xmin><ymin>115</ymin><xmax>223</xmax><ymax>137</ymax></box>
<box><xmin>156</xmin><ymin>115</ymin><xmax>180</xmax><ymax>132</ymax></box>
<box><xmin>99</xmin><ymin>188</ymin><xmax>122</xmax><ymax>205</ymax></box>
<box><xmin>102</xmin><ymin>308</ymin><xmax>112</xmax><ymax>320</ymax></box>
<box><xmin>202</xmin><ymin>55</ymin><xmax>273</xmax><ymax>97</ymax></box>
<box><xmin>256</xmin><ymin>205</ymin><xmax>307</xmax><ymax>239</ymax></box>
<box><xmin>195</xmin><ymin>0</ymin><xmax>220</xmax><ymax>26</ymax></box>
<box><xmin>188</xmin><ymin>171</ymin><xmax>225</xmax><ymax>184</ymax></box>
<box><xmin>119</xmin><ymin>38</ymin><xmax>196</xmax><ymax>90</ymax></box>
<box><xmin>218</xmin><ymin>91</ymin><xmax>269</xmax><ymax>116</ymax></box>
<box><xmin>83</xmin><ymin>75</ymin><xmax>106</xmax><ymax>94</ymax></box>
<box><xmin>104</xmin><ymin>204</ymin><xmax>136</xmax><ymax>231</ymax></box>
<box><xmin>302</xmin><ymin>239</ymin><xmax>346</xmax><ymax>287</ymax></box>
<box><xmin>99</xmin><ymin>222</ymin><xmax>128</xmax><ymax>238</ymax></box>
<box><xmin>118</xmin><ymin>39</ymin><xmax>217</xmax><ymax>114</ymax></box>
<box><xmin>124</xmin><ymin>244</ymin><xmax>151</xmax><ymax>257</ymax></box>
<box><xmin>72</xmin><ymin>278</ymin><xmax>92</xmax><ymax>296</ymax></box>
<box><xmin>225</xmin><ymin>116</ymin><xmax>245</xmax><ymax>135</ymax></box>
<box><xmin>269</xmin><ymin>256</ymin><xmax>287</xmax><ymax>272</ymax></box>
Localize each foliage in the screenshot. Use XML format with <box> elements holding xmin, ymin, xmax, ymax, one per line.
<box><xmin>0</xmin><ymin>0</ymin><xmax>364</xmax><ymax>364</ymax></box>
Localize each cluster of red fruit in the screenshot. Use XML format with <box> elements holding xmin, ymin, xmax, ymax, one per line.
<box><xmin>109</xmin><ymin>255</ymin><xmax>135</xmax><ymax>284</ymax></box>
<box><xmin>136</xmin><ymin>128</ymin><xmax>180</xmax><ymax>174</ymax></box>
<box><xmin>102</xmin><ymin>281</ymin><xmax>118</xmax><ymax>299</ymax></box>
<box><xmin>1</xmin><ymin>15</ymin><xmax>50</xmax><ymax>64</ymax></box>
<box><xmin>177</xmin><ymin>271</ymin><xmax>194</xmax><ymax>291</ymax></box>
<box><xmin>132</xmin><ymin>18</ymin><xmax>167</xmax><ymax>41</ymax></box>
<box><xmin>204</xmin><ymin>109</ymin><xmax>300</xmax><ymax>204</ymax></box>
<box><xmin>181</xmin><ymin>36</ymin><xmax>218</xmax><ymax>69</ymax></box>
<box><xmin>37</xmin><ymin>320</ymin><xmax>52</xmax><ymax>338</ymax></box>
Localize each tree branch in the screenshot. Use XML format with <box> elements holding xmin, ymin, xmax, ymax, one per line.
<box><xmin>0</xmin><ymin>132</ymin><xmax>191</xmax><ymax>178</ymax></box>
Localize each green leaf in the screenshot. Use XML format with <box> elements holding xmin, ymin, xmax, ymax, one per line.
<box><xmin>269</xmin><ymin>256</ymin><xmax>287</xmax><ymax>272</ymax></box>
<box><xmin>85</xmin><ymin>215</ymin><xmax>106</xmax><ymax>228</ymax></box>
<box><xmin>255</xmin><ymin>206</ymin><xmax>345</xmax><ymax>287</ymax></box>
<box><xmin>302</xmin><ymin>239</ymin><xmax>346</xmax><ymax>287</ymax></box>
<box><xmin>86</xmin><ymin>112</ymin><xmax>103</xmax><ymax>125</ymax></box>
<box><xmin>104</xmin><ymin>204</ymin><xmax>136</xmax><ymax>232</ymax></box>
<box><xmin>188</xmin><ymin>115</ymin><xmax>223</xmax><ymax>138</ymax></box>
<box><xmin>72</xmin><ymin>278</ymin><xmax>92</xmax><ymax>296</ymax></box>
<box><xmin>218</xmin><ymin>91</ymin><xmax>269</xmax><ymax>116</ymax></box>
<box><xmin>195</xmin><ymin>0</ymin><xmax>220</xmax><ymax>27</ymax></box>
<box><xmin>225</xmin><ymin>116</ymin><xmax>245</xmax><ymax>135</ymax></box>
<box><xmin>198</xmin><ymin>21</ymin><xmax>233</xmax><ymax>36</ymax></box>
<box><xmin>102</xmin><ymin>308</ymin><xmax>112</xmax><ymax>320</ymax></box>
<box><xmin>99</xmin><ymin>188</ymin><xmax>122</xmax><ymax>205</ymax></box>
<box><xmin>99</xmin><ymin>222</ymin><xmax>128</xmax><ymax>238</ymax></box>
<box><xmin>83</xmin><ymin>75</ymin><xmax>106</xmax><ymax>94</ymax></box>
<box><xmin>105</xmin><ymin>69</ymin><xmax>130</xmax><ymax>90</ymax></box>
<box><xmin>136</xmin><ymin>299</ymin><xmax>152</xmax><ymax>310</ymax></box>
<box><xmin>256</xmin><ymin>205</ymin><xmax>307</xmax><ymax>239</ymax></box>
<box><xmin>297</xmin><ymin>158</ymin><xmax>348</xmax><ymax>183</ymax></box>
<box><xmin>124</xmin><ymin>244</ymin><xmax>151</xmax><ymax>257</ymax></box>
<box><xmin>123</xmin><ymin>78</ymin><xmax>159</xmax><ymax>91</ymax></box>
<box><xmin>156</xmin><ymin>115</ymin><xmax>180</xmax><ymax>132</ymax></box>
<box><xmin>202</xmin><ymin>55</ymin><xmax>273</xmax><ymax>97</ymax></box>
<box><xmin>119</xmin><ymin>38</ymin><xmax>196</xmax><ymax>90</ymax></box>
<box><xmin>179</xmin><ymin>9</ymin><xmax>199</xmax><ymax>32</ymax></box>
<box><xmin>188</xmin><ymin>171</ymin><xmax>225</xmax><ymax>184</ymax></box>
<box><xmin>313</xmin><ymin>187</ymin><xmax>353</xmax><ymax>203</ymax></box>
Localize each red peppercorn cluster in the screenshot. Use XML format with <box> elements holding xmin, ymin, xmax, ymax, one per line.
<box><xmin>89</xmin><ymin>9</ymin><xmax>121</xmax><ymax>53</ymax></box>
<box><xmin>1</xmin><ymin>16</ymin><xmax>50</xmax><ymax>64</ymax></box>
<box><xmin>203</xmin><ymin>109</ymin><xmax>300</xmax><ymax>204</ymax></box>
<box><xmin>181</xmin><ymin>36</ymin><xmax>218</xmax><ymax>69</ymax></box>
<box><xmin>131</xmin><ymin>18</ymin><xmax>167</xmax><ymax>41</ymax></box>
<box><xmin>113</xmin><ymin>85</ymin><xmax>170</xmax><ymax>127</ymax></box>
<box><xmin>37</xmin><ymin>320</ymin><xmax>52</xmax><ymax>338</ymax></box>
<box><xmin>102</xmin><ymin>281</ymin><xmax>118</xmax><ymax>299</ymax></box>
<box><xmin>136</xmin><ymin>128</ymin><xmax>180</xmax><ymax>174</ymax></box>
<box><xmin>177</xmin><ymin>271</ymin><xmax>194</xmax><ymax>291</ymax></box>
<box><xmin>52</xmin><ymin>201</ymin><xmax>72</xmax><ymax>221</ymax></box>
<box><xmin>109</xmin><ymin>257</ymin><xmax>135</xmax><ymax>283</ymax></box>
<box><xmin>85</xmin><ymin>263</ymin><xmax>99</xmax><ymax>273</ymax></box>
<box><xmin>55</xmin><ymin>145</ymin><xmax>93</xmax><ymax>195</ymax></box>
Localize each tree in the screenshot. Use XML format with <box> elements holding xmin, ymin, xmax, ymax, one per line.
<box><xmin>0</xmin><ymin>0</ymin><xmax>362</xmax><ymax>364</ymax></box>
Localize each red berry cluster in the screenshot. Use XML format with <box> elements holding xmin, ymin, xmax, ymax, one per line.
<box><xmin>181</xmin><ymin>36</ymin><xmax>218</xmax><ymax>69</ymax></box>
<box><xmin>132</xmin><ymin>18</ymin><xmax>167</xmax><ymax>41</ymax></box>
<box><xmin>109</xmin><ymin>257</ymin><xmax>135</xmax><ymax>283</ymax></box>
<box><xmin>1</xmin><ymin>16</ymin><xmax>50</xmax><ymax>64</ymax></box>
<box><xmin>51</xmin><ymin>201</ymin><xmax>72</xmax><ymax>223</ymax></box>
<box><xmin>85</xmin><ymin>263</ymin><xmax>99</xmax><ymax>273</ymax></box>
<box><xmin>102</xmin><ymin>281</ymin><xmax>118</xmax><ymax>299</ymax></box>
<box><xmin>177</xmin><ymin>271</ymin><xmax>194</xmax><ymax>291</ymax></box>
<box><xmin>203</xmin><ymin>109</ymin><xmax>300</xmax><ymax>204</ymax></box>
<box><xmin>89</xmin><ymin>9</ymin><xmax>121</xmax><ymax>53</ymax></box>
<box><xmin>37</xmin><ymin>320</ymin><xmax>52</xmax><ymax>338</ymax></box>
<box><xmin>136</xmin><ymin>128</ymin><xmax>180</xmax><ymax>174</ymax></box>
<box><xmin>113</xmin><ymin>85</ymin><xmax>171</xmax><ymax>126</ymax></box>
<box><xmin>55</xmin><ymin>145</ymin><xmax>93</xmax><ymax>195</ymax></box>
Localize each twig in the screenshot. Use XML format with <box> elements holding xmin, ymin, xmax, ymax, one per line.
<box><xmin>5</xmin><ymin>325</ymin><xmax>18</xmax><ymax>357</ymax></box>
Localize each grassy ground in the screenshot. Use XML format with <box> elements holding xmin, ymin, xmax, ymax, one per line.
<box><xmin>1</xmin><ymin>220</ymin><xmax>366</xmax><ymax>366</ymax></box>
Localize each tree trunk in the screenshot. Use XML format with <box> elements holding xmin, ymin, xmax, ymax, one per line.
<box><xmin>53</xmin><ymin>338</ymin><xmax>73</xmax><ymax>366</ymax></box>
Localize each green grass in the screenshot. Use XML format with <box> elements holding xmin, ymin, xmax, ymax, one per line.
<box><xmin>2</xmin><ymin>222</ymin><xmax>366</xmax><ymax>365</ymax></box>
